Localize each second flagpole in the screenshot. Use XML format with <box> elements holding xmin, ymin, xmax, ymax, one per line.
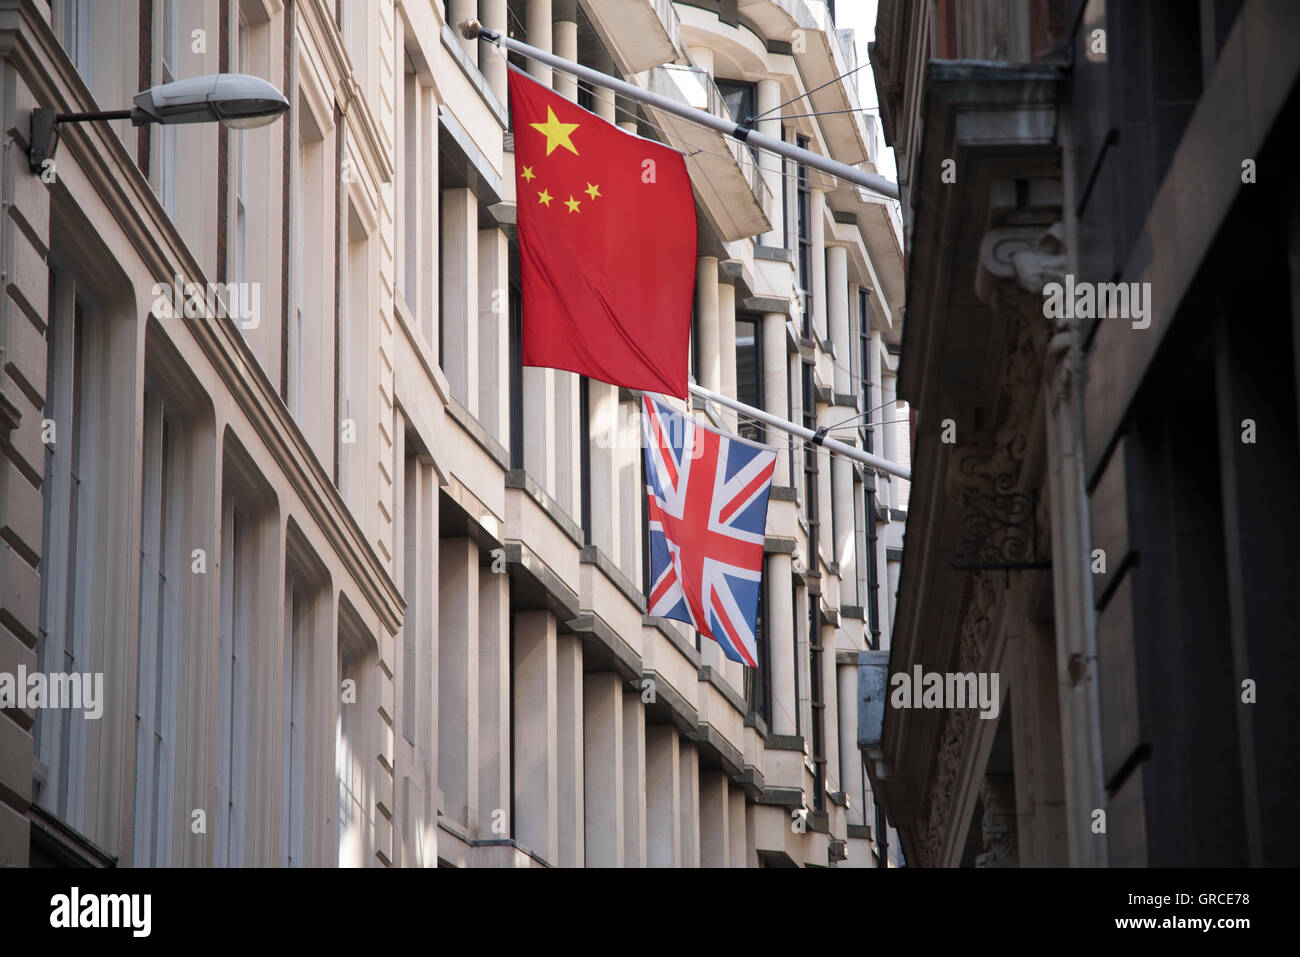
<box><xmin>688</xmin><ymin>382</ymin><xmax>911</xmax><ymax>481</ymax></box>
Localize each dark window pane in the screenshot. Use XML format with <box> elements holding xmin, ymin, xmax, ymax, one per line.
<box><xmin>735</xmin><ymin>317</ymin><xmax>763</xmax><ymax>443</ymax></box>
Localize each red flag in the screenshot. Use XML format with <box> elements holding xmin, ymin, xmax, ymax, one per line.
<box><xmin>509</xmin><ymin>68</ymin><xmax>697</xmax><ymax>397</ymax></box>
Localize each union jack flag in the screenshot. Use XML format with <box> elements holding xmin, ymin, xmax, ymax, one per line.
<box><xmin>641</xmin><ymin>393</ymin><xmax>777</xmax><ymax>667</ymax></box>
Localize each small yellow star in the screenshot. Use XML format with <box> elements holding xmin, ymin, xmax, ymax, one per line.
<box><xmin>584</xmin><ymin>182</ymin><xmax>601</xmax><ymax>200</ymax></box>
<box><xmin>530</xmin><ymin>105</ymin><xmax>580</xmax><ymax>157</ymax></box>
<box><xmin>538</xmin><ymin>188</ymin><xmax>553</xmax><ymax>207</ymax></box>
<box><xmin>565</xmin><ymin>195</ymin><xmax>581</xmax><ymax>213</ymax></box>
<box><xmin>521</xmin><ymin>165</ymin><xmax>536</xmax><ymax>182</ymax></box>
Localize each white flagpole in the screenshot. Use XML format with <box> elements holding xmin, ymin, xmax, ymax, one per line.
<box><xmin>688</xmin><ymin>382</ymin><xmax>911</xmax><ymax>481</ymax></box>
<box><xmin>459</xmin><ymin>19</ymin><xmax>900</xmax><ymax>200</ymax></box>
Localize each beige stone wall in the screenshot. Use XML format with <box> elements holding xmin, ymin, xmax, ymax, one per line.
<box><xmin>0</xmin><ymin>0</ymin><xmax>905</xmax><ymax>868</ymax></box>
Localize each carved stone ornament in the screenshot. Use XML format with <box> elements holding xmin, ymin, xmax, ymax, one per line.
<box><xmin>919</xmin><ymin>571</ymin><xmax>999</xmax><ymax>867</ymax></box>
<box><xmin>973</xmin><ymin>774</ymin><xmax>1019</xmax><ymax>868</ymax></box>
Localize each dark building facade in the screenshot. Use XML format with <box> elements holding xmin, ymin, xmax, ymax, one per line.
<box><xmin>860</xmin><ymin>0</ymin><xmax>1300</xmax><ymax>866</ymax></box>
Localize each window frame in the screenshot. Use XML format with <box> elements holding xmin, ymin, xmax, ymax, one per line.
<box><xmin>796</xmin><ymin>134</ymin><xmax>813</xmax><ymax>339</ymax></box>
<box><xmin>34</xmin><ymin>275</ymin><xmax>97</xmax><ymax>830</ymax></box>
<box><xmin>131</xmin><ymin>387</ymin><xmax>183</xmax><ymax>867</ymax></box>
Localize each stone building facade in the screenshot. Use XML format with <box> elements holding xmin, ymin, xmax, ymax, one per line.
<box><xmin>863</xmin><ymin>0</ymin><xmax>1300</xmax><ymax>867</ymax></box>
<box><xmin>0</xmin><ymin>0</ymin><xmax>906</xmax><ymax>867</ymax></box>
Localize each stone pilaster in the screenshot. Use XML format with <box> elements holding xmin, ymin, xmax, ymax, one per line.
<box><xmin>645</xmin><ymin>725</ymin><xmax>680</xmax><ymax>866</ymax></box>
<box><xmin>583</xmin><ymin>671</ymin><xmax>624</xmax><ymax>865</ymax></box>
<box><xmin>513</xmin><ymin>610</ymin><xmax>558</xmax><ymax>861</ymax></box>
<box><xmin>438</xmin><ymin>538</ymin><xmax>480</xmax><ymax>829</ymax></box>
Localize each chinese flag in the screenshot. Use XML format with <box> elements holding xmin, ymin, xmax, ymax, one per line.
<box><xmin>509</xmin><ymin>68</ymin><xmax>697</xmax><ymax>397</ymax></box>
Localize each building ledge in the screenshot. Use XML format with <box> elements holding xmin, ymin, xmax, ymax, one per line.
<box><xmin>732</xmin><ymin>766</ymin><xmax>766</xmax><ymax>799</ymax></box>
<box><xmin>580</xmin><ymin>544</ymin><xmax>646</xmax><ymax>614</ymax></box>
<box><xmin>766</xmin><ymin>733</ymin><xmax>806</xmax><ymax>753</ymax></box>
<box><xmin>438</xmin><ymin>23</ymin><xmax>508</xmax><ymax>128</ymax></box>
<box><xmin>503</xmin><ymin>542</ymin><xmax>580</xmax><ymax>621</ymax></box>
<box><xmin>754</xmin><ymin>786</ymin><xmax>804</xmax><ymax>808</ymax></box>
<box><xmin>698</xmin><ymin>663</ymin><xmax>747</xmax><ymax>714</ymax></box>
<box><xmin>769</xmin><ymin>485</ymin><xmax>798</xmax><ymax>502</ymax></box>
<box><xmin>643</xmin><ymin>614</ymin><xmax>701</xmax><ymax>667</ymax></box>
<box><xmin>764</xmin><ymin>534</ymin><xmax>797</xmax><ymax>554</ymax></box>
<box><xmin>568</xmin><ymin>613</ymin><xmax>642</xmax><ymax>682</ymax></box>
<box><xmin>504</xmin><ymin>469</ymin><xmax>584</xmax><ymax>548</ymax></box>
<box><xmin>688</xmin><ymin>722</ymin><xmax>745</xmax><ymax>778</ymax></box>
<box><xmin>753</xmin><ymin>245</ymin><xmax>793</xmax><ymax>264</ymax></box>
<box><xmin>445</xmin><ymin>395</ymin><xmax>510</xmax><ymax>471</ymax></box>
<box><xmin>641</xmin><ymin>666</ymin><xmax>699</xmax><ymax>734</ymax></box>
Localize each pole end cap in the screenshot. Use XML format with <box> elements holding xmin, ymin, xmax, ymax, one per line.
<box><xmin>459</xmin><ymin>19</ymin><xmax>482</xmax><ymax>40</ymax></box>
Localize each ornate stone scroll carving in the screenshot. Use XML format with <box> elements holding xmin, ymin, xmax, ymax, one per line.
<box><xmin>974</xmin><ymin>774</ymin><xmax>1019</xmax><ymax>868</ymax></box>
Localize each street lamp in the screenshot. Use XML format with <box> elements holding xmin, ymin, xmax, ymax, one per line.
<box><xmin>28</xmin><ymin>73</ymin><xmax>289</xmax><ymax>173</ymax></box>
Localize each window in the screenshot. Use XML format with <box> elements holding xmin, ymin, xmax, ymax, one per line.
<box><xmin>790</xmin><ymin>582</ymin><xmax>802</xmax><ymax>737</ymax></box>
<box><xmin>859</xmin><ymin>290</ymin><xmax>873</xmax><ymax>453</ymax></box>
<box><xmin>336</xmin><ymin>608</ymin><xmax>373</xmax><ymax>868</ymax></box>
<box><xmin>580</xmin><ymin>377</ymin><xmax>592</xmax><ymax>545</ymax></box>
<box><xmin>509</xmin><ymin>278</ymin><xmax>525</xmax><ymax>469</ymax></box>
<box><xmin>60</xmin><ymin>0</ymin><xmax>93</xmax><ymax>80</ymax></box>
<box><xmin>744</xmin><ymin>565</ymin><xmax>772</xmax><ymax>725</ymax></box>
<box><xmin>159</xmin><ymin>0</ymin><xmax>179</xmax><ymax>220</ymax></box>
<box><xmin>132</xmin><ymin>388</ymin><xmax>182</xmax><ymax>867</ymax></box>
<box><xmin>781</xmin><ymin>149</ymin><xmax>791</xmax><ymax>252</ymax></box>
<box><xmin>786</xmin><ymin>355</ymin><xmax>797</xmax><ymax>488</ymax></box>
<box><xmin>291</xmin><ymin>90</ymin><xmax>331</xmax><ymax>458</ymax></box>
<box><xmin>34</xmin><ymin>277</ymin><xmax>94</xmax><ymax>828</ymax></box>
<box><xmin>234</xmin><ymin>10</ymin><xmax>250</xmax><ymax>290</ymax></box>
<box><xmin>215</xmin><ymin>493</ymin><xmax>253</xmax><ymax>867</ymax></box>
<box><xmin>339</xmin><ymin>202</ymin><xmax>369</xmax><ymax>507</ymax></box>
<box><xmin>716</xmin><ymin>79</ymin><xmax>758</xmax><ymax>167</ymax></box>
<box><xmin>337</xmin><ymin>637</ymin><xmax>362</xmax><ymax>866</ymax></box>
<box><xmin>735</xmin><ymin>316</ymin><xmax>764</xmax><ymax>443</ymax></box>
<box><xmin>690</xmin><ymin>305</ymin><xmax>699</xmax><ymax>385</ymax></box>
<box><xmin>291</xmin><ymin>110</ymin><xmax>317</xmax><ymax>422</ymax></box>
<box><xmin>399</xmin><ymin>440</ymin><xmax>435</xmax><ymax>747</ymax></box>
<box><xmin>437</xmin><ymin>188</ymin><xmax>446</xmax><ymax>370</ymax></box>
<box><xmin>809</xmin><ymin>600</ymin><xmax>826</xmax><ymax>811</ymax></box>
<box><xmin>398</xmin><ymin>52</ymin><xmax>437</xmax><ymax>346</ymax></box>
<box><xmin>401</xmin><ymin>65</ymin><xmax>419</xmax><ymax>308</ymax></box>
<box><xmin>340</xmin><ymin>0</ymin><xmax>370</xmax><ymax>94</ymax></box>
<box><xmin>865</xmin><ymin>484</ymin><xmax>881</xmax><ymax>648</ymax></box>
<box><xmin>802</xmin><ymin>363</ymin><xmax>819</xmax><ymax>565</ymax></box>
<box><xmin>716</xmin><ymin>79</ymin><xmax>756</xmax><ymax>128</ymax></box>
<box><xmin>281</xmin><ymin>577</ymin><xmax>310</xmax><ymax>866</ymax></box>
<box><xmin>796</xmin><ymin>135</ymin><xmax>813</xmax><ymax>339</ymax></box>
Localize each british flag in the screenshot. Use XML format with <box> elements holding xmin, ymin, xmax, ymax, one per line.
<box><xmin>641</xmin><ymin>393</ymin><xmax>778</xmax><ymax>667</ymax></box>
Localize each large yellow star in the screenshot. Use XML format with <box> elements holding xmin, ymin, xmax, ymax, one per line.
<box><xmin>521</xmin><ymin>165</ymin><xmax>536</xmax><ymax>182</ymax></box>
<box><xmin>564</xmin><ymin>195</ymin><xmax>581</xmax><ymax>214</ymax></box>
<box><xmin>530</xmin><ymin>106</ymin><xmax>580</xmax><ymax>157</ymax></box>
<box><xmin>538</xmin><ymin>188</ymin><xmax>553</xmax><ymax>207</ymax></box>
<box><xmin>584</xmin><ymin>182</ymin><xmax>601</xmax><ymax>200</ymax></box>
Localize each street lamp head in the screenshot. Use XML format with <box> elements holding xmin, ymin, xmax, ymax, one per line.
<box><xmin>27</xmin><ymin>73</ymin><xmax>289</xmax><ymax>173</ymax></box>
<box><xmin>132</xmin><ymin>73</ymin><xmax>289</xmax><ymax>128</ymax></box>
